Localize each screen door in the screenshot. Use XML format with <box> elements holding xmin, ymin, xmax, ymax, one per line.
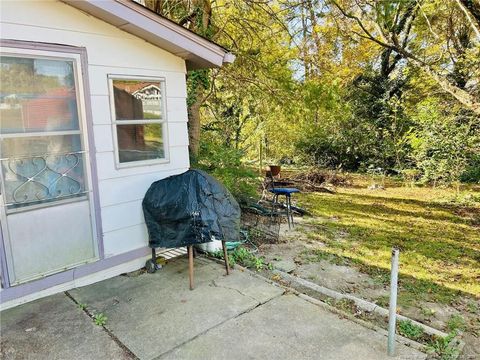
<box><xmin>0</xmin><ymin>50</ymin><xmax>98</xmax><ymax>285</ymax></box>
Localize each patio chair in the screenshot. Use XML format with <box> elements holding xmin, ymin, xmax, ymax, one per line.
<box><xmin>266</xmin><ymin>166</ymin><xmax>300</xmax><ymax>229</ymax></box>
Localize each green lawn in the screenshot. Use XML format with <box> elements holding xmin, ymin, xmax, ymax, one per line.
<box><xmin>297</xmin><ymin>178</ymin><xmax>480</xmax><ymax>304</ymax></box>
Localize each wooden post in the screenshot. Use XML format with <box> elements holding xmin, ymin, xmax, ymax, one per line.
<box><xmin>188</xmin><ymin>245</ymin><xmax>194</xmax><ymax>290</ymax></box>
<box><xmin>259</xmin><ymin>138</ymin><xmax>263</xmax><ymax>175</ymax></box>
<box><xmin>222</xmin><ymin>241</ymin><xmax>230</xmax><ymax>275</ymax></box>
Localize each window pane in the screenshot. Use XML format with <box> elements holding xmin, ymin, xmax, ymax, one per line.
<box><xmin>112</xmin><ymin>80</ymin><xmax>163</xmax><ymax>120</ymax></box>
<box><xmin>0</xmin><ymin>56</ymin><xmax>79</xmax><ymax>133</ymax></box>
<box><xmin>1</xmin><ymin>135</ymin><xmax>86</xmax><ymax>208</ymax></box>
<box><xmin>117</xmin><ymin>124</ymin><xmax>164</xmax><ymax>163</ymax></box>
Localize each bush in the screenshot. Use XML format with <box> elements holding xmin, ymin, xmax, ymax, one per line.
<box><xmin>193</xmin><ymin>140</ymin><xmax>257</xmax><ymax>204</ymax></box>
<box><xmin>461</xmin><ymin>155</ymin><xmax>480</xmax><ymax>183</ymax></box>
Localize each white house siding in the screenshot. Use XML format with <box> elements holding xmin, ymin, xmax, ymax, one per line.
<box><xmin>0</xmin><ymin>0</ymin><xmax>191</xmax><ymax>258</ymax></box>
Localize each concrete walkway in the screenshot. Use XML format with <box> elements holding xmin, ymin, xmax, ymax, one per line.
<box><xmin>1</xmin><ymin>257</ymin><xmax>426</xmax><ymax>360</ymax></box>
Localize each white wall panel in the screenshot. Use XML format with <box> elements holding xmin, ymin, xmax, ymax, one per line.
<box><xmin>93</xmin><ymin>125</ymin><xmax>114</xmax><ymax>153</ymax></box>
<box><xmin>90</xmin><ymin>95</ymin><xmax>112</xmax><ymax>125</ymax></box>
<box><xmin>0</xmin><ymin>23</ymin><xmax>184</xmax><ymax>72</ymax></box>
<box><xmin>167</xmin><ymin>98</ymin><xmax>189</xmax><ymax>114</ymax></box>
<box><xmin>164</xmin><ymin>73</ymin><xmax>188</xmax><ymax>98</ymax></box>
<box><xmin>98</xmin><ymin>169</ymin><xmax>187</xmax><ymax>207</ymax></box>
<box><xmin>102</xmin><ymin>224</ymin><xmax>149</xmax><ymax>257</ymax></box>
<box><xmin>101</xmin><ymin>200</ymin><xmax>145</xmax><ymax>233</ymax></box>
<box><xmin>1</xmin><ymin>0</ymin><xmax>137</xmax><ymax>39</ymax></box>
<box><xmin>167</xmin><ymin>110</ymin><xmax>188</xmax><ymax>123</ymax></box>
<box><xmin>0</xmin><ymin>1</ymin><xmax>185</xmax><ymax>72</ymax></box>
<box><xmin>168</xmin><ymin>123</ymin><xmax>189</xmax><ymax>147</ymax></box>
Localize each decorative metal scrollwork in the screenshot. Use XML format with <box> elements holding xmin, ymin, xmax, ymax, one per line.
<box><xmin>2</xmin><ymin>151</ymin><xmax>86</xmax><ymax>207</ymax></box>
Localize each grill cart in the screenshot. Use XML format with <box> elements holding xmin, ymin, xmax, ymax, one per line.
<box><xmin>142</xmin><ymin>169</ymin><xmax>241</xmax><ymax>289</ymax></box>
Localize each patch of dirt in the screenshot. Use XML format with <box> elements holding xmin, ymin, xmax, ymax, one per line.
<box><xmin>294</xmin><ymin>261</ymin><xmax>389</xmax><ymax>301</ymax></box>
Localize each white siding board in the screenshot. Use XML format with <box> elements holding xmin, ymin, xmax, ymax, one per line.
<box><xmin>1</xmin><ymin>0</ymin><xmax>186</xmax><ymax>72</ymax></box>
<box><xmin>1</xmin><ymin>0</ymin><xmax>137</xmax><ymax>39</ymax></box>
<box><xmin>90</xmin><ymin>96</ymin><xmax>112</xmax><ymax>125</ymax></box>
<box><xmin>87</xmin><ymin>66</ymin><xmax>110</xmax><ymax>96</ymax></box>
<box><xmin>167</xmin><ymin>109</ymin><xmax>188</xmax><ymax>123</ymax></box>
<box><xmin>98</xmin><ymin>169</ymin><xmax>187</xmax><ymax>207</ymax></box>
<box><xmin>93</xmin><ymin>125</ymin><xmax>114</xmax><ymax>153</ymax></box>
<box><xmin>168</xmin><ymin>122</ymin><xmax>189</xmax><ymax>147</ymax></box>
<box><xmin>0</xmin><ymin>23</ymin><xmax>185</xmax><ymax>72</ymax></box>
<box><xmin>167</xmin><ymin>96</ymin><xmax>187</xmax><ymax>117</ymax></box>
<box><xmin>101</xmin><ymin>200</ymin><xmax>144</xmax><ymax>233</ymax></box>
<box><xmin>102</xmin><ymin>224</ymin><xmax>149</xmax><ymax>257</ymax></box>
<box><xmin>163</xmin><ymin>73</ymin><xmax>188</xmax><ymax>98</ymax></box>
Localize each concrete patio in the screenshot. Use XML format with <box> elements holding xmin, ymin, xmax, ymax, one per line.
<box><xmin>1</xmin><ymin>256</ymin><xmax>426</xmax><ymax>360</ymax></box>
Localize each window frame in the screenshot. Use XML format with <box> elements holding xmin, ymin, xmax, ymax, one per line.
<box><xmin>108</xmin><ymin>75</ymin><xmax>169</xmax><ymax>169</ymax></box>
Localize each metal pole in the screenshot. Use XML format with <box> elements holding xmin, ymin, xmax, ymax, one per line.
<box><xmin>388</xmin><ymin>248</ymin><xmax>400</xmax><ymax>356</ymax></box>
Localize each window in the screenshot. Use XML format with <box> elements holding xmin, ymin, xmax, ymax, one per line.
<box><xmin>0</xmin><ymin>54</ymin><xmax>88</xmax><ymax>210</ymax></box>
<box><xmin>109</xmin><ymin>77</ymin><xmax>168</xmax><ymax>167</ymax></box>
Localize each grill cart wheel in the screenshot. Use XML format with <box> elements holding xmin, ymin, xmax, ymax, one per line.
<box><xmin>145</xmin><ymin>259</ymin><xmax>157</xmax><ymax>273</ymax></box>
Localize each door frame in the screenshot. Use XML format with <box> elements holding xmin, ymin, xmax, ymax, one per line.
<box><xmin>0</xmin><ymin>40</ymin><xmax>104</xmax><ymax>288</ymax></box>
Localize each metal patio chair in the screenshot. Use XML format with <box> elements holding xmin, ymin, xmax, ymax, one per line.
<box><xmin>265</xmin><ymin>166</ymin><xmax>300</xmax><ymax>229</ymax></box>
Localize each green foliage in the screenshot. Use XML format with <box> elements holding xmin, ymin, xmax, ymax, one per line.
<box><xmin>146</xmin><ymin>0</ymin><xmax>480</xmax><ymax>188</ymax></box>
<box><xmin>426</xmin><ymin>332</ymin><xmax>460</xmax><ymax>360</ymax></box>
<box><xmin>187</xmin><ymin>69</ymin><xmax>210</xmax><ymax>107</ymax></box>
<box><xmin>193</xmin><ymin>139</ymin><xmax>257</xmax><ymax>204</ymax></box>
<box><xmin>230</xmin><ymin>247</ymin><xmax>272</xmax><ymax>271</ymax></box>
<box><xmin>93</xmin><ymin>313</ymin><xmax>108</xmax><ymax>326</ymax></box>
<box><xmin>78</xmin><ymin>303</ymin><xmax>87</xmax><ymax>310</ymax></box>
<box><xmin>408</xmin><ymin>99</ymin><xmax>479</xmax><ymax>188</ymax></box>
<box><xmin>447</xmin><ymin>314</ymin><xmax>467</xmax><ymax>332</ymax></box>
<box><xmin>461</xmin><ymin>155</ymin><xmax>480</xmax><ymax>183</ymax></box>
<box><xmin>397</xmin><ymin>320</ymin><xmax>424</xmax><ymax>340</ymax></box>
<box><xmin>213</xmin><ymin>246</ymin><xmax>271</xmax><ymax>271</ymax></box>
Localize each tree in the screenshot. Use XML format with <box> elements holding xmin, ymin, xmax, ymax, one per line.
<box><xmin>330</xmin><ymin>0</ymin><xmax>480</xmax><ymax>115</ymax></box>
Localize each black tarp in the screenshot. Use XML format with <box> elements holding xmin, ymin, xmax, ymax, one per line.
<box><xmin>142</xmin><ymin>169</ymin><xmax>241</xmax><ymax>248</ymax></box>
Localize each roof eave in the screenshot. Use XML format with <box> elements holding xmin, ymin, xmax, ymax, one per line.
<box><xmin>62</xmin><ymin>0</ymin><xmax>235</xmax><ymax>70</ymax></box>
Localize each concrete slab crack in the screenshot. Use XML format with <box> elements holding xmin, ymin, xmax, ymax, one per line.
<box><xmin>210</xmin><ymin>279</ymin><xmax>260</xmax><ymax>303</ymax></box>
<box><xmin>64</xmin><ymin>291</ymin><xmax>138</xmax><ymax>360</ymax></box>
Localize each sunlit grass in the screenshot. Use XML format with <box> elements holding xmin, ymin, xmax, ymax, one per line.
<box><xmin>297</xmin><ymin>180</ymin><xmax>480</xmax><ymax>303</ymax></box>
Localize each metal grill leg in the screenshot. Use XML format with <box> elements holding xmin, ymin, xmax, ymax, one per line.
<box><xmin>188</xmin><ymin>245</ymin><xmax>194</xmax><ymax>290</ymax></box>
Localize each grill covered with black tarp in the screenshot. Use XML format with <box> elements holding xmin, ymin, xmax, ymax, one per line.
<box><xmin>142</xmin><ymin>169</ymin><xmax>241</xmax><ymax>249</ymax></box>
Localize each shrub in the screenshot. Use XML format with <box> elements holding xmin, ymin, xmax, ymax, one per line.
<box><xmin>193</xmin><ymin>140</ymin><xmax>257</xmax><ymax>204</ymax></box>
<box><xmin>397</xmin><ymin>320</ymin><xmax>424</xmax><ymax>340</ymax></box>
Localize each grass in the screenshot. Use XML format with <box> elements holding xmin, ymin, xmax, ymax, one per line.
<box><xmin>397</xmin><ymin>320</ymin><xmax>424</xmax><ymax>340</ymax></box>
<box><xmin>212</xmin><ymin>246</ymin><xmax>273</xmax><ymax>271</ymax></box>
<box><xmin>296</xmin><ymin>175</ymin><xmax>480</xmax><ymax>305</ymax></box>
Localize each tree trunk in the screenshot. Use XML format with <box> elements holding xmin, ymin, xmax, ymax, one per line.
<box><xmin>188</xmin><ymin>86</ymin><xmax>204</xmax><ymax>157</ymax></box>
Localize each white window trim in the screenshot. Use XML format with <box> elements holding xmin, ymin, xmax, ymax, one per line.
<box><xmin>107</xmin><ymin>75</ymin><xmax>170</xmax><ymax>169</ymax></box>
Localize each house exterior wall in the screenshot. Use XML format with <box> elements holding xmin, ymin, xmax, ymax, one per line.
<box><xmin>0</xmin><ymin>0</ymin><xmax>191</xmax><ymax>307</ymax></box>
